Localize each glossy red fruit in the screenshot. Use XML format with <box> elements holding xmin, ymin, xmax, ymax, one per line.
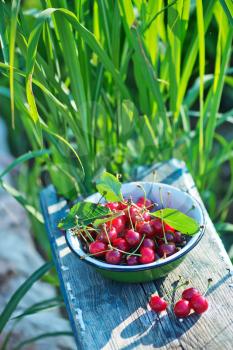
<box><xmin>89</xmin><ymin>241</ymin><xmax>107</xmax><ymax>257</ymax></box>
<box><xmin>149</xmin><ymin>295</ymin><xmax>167</xmax><ymax>312</ymax></box>
<box><xmin>136</xmin><ymin>221</ymin><xmax>155</xmax><ymax>238</ymax></box>
<box><xmin>107</xmin><ymin>216</ymin><xmax>126</xmax><ymax>234</ymax></box>
<box><xmin>112</xmin><ymin>238</ymin><xmax>130</xmax><ymax>252</ymax></box>
<box><xmin>158</xmin><ymin>243</ymin><xmax>176</xmax><ymax>257</ymax></box>
<box><xmin>174</xmin><ymin>299</ymin><xmax>191</xmax><ymax>318</ymax></box>
<box><xmin>173</xmin><ymin>231</ymin><xmax>183</xmax><ymax>243</ymax></box>
<box><xmin>151</xmin><ymin>219</ymin><xmax>163</xmax><ymax>234</ymax></box>
<box><xmin>139</xmin><ymin>247</ymin><xmax>155</xmax><ymax>264</ymax></box>
<box><xmin>128</xmin><ymin>206</ymin><xmax>140</xmax><ymax>224</ymax></box>
<box><xmin>137</xmin><ymin>197</ymin><xmax>153</xmax><ymax>209</ymax></box>
<box><xmin>126</xmin><ymin>255</ymin><xmax>139</xmax><ymax>265</ymax></box>
<box><xmin>105</xmin><ymin>202</ymin><xmax>120</xmax><ymax>211</ymax></box>
<box><xmin>165</xmin><ymin>231</ymin><xmax>175</xmax><ymax>242</ymax></box>
<box><xmin>119</xmin><ymin>201</ymin><xmax>128</xmax><ymax>210</ymax></box>
<box><xmin>141</xmin><ymin>238</ymin><xmax>155</xmax><ymax>249</ymax></box>
<box><xmin>182</xmin><ymin>288</ymin><xmax>201</xmax><ymax>301</ymax></box>
<box><xmin>143</xmin><ymin>211</ymin><xmax>151</xmax><ymax>222</ymax></box>
<box><xmin>97</xmin><ymin>227</ymin><xmax>118</xmax><ymax>243</ymax></box>
<box><xmin>105</xmin><ymin>250</ymin><xmax>122</xmax><ymax>264</ymax></box>
<box><xmin>190</xmin><ymin>295</ymin><xmax>208</xmax><ymax>314</ymax></box>
<box><xmin>125</xmin><ymin>229</ymin><xmax>141</xmax><ymax>246</ymax></box>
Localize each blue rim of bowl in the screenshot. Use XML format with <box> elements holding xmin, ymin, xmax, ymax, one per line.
<box><xmin>65</xmin><ymin>183</ymin><xmax>206</xmax><ymax>272</ymax></box>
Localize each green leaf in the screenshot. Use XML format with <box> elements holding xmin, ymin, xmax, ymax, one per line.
<box><xmin>96</xmin><ymin>172</ymin><xmax>122</xmax><ymax>202</ymax></box>
<box><xmin>0</xmin><ymin>261</ymin><xmax>53</xmax><ymax>333</ymax></box>
<box><xmin>58</xmin><ymin>202</ymin><xmax>110</xmax><ymax>229</ymax></box>
<box><xmin>151</xmin><ymin>208</ymin><xmax>200</xmax><ymax>235</ymax></box>
<box><xmin>93</xmin><ymin>211</ymin><xmax>123</xmax><ymax>227</ymax></box>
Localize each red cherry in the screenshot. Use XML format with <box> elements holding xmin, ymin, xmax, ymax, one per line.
<box><xmin>89</xmin><ymin>241</ymin><xmax>107</xmax><ymax>257</ymax></box>
<box><xmin>166</xmin><ymin>231</ymin><xmax>175</xmax><ymax>242</ymax></box>
<box><xmin>173</xmin><ymin>231</ymin><xmax>183</xmax><ymax>243</ymax></box>
<box><xmin>151</xmin><ymin>219</ymin><xmax>163</xmax><ymax>234</ymax></box>
<box><xmin>136</xmin><ymin>221</ymin><xmax>155</xmax><ymax>238</ymax></box>
<box><xmin>126</xmin><ymin>255</ymin><xmax>139</xmax><ymax>265</ymax></box>
<box><xmin>112</xmin><ymin>238</ymin><xmax>130</xmax><ymax>252</ymax></box>
<box><xmin>137</xmin><ymin>197</ymin><xmax>153</xmax><ymax>209</ymax></box>
<box><xmin>119</xmin><ymin>202</ymin><xmax>128</xmax><ymax>210</ymax></box>
<box><xmin>174</xmin><ymin>299</ymin><xmax>191</xmax><ymax>318</ymax></box>
<box><xmin>139</xmin><ymin>247</ymin><xmax>155</xmax><ymax>264</ymax></box>
<box><xmin>97</xmin><ymin>227</ymin><xmax>118</xmax><ymax>243</ymax></box>
<box><xmin>182</xmin><ymin>288</ymin><xmax>201</xmax><ymax>301</ymax></box>
<box><xmin>142</xmin><ymin>211</ymin><xmax>151</xmax><ymax>221</ymax></box>
<box><xmin>107</xmin><ymin>216</ymin><xmax>126</xmax><ymax>234</ymax></box>
<box><xmin>125</xmin><ymin>229</ymin><xmax>141</xmax><ymax>246</ymax></box>
<box><xmin>105</xmin><ymin>202</ymin><xmax>120</xmax><ymax>211</ymax></box>
<box><xmin>105</xmin><ymin>250</ymin><xmax>122</xmax><ymax>264</ymax></box>
<box><xmin>190</xmin><ymin>295</ymin><xmax>208</xmax><ymax>314</ymax></box>
<box><xmin>141</xmin><ymin>238</ymin><xmax>155</xmax><ymax>249</ymax></box>
<box><xmin>128</xmin><ymin>206</ymin><xmax>140</xmax><ymax>224</ymax></box>
<box><xmin>158</xmin><ymin>243</ymin><xmax>176</xmax><ymax>257</ymax></box>
<box><xmin>149</xmin><ymin>295</ymin><xmax>167</xmax><ymax>312</ymax></box>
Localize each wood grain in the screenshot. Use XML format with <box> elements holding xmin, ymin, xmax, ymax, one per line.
<box><xmin>40</xmin><ymin>159</ymin><xmax>233</xmax><ymax>350</ymax></box>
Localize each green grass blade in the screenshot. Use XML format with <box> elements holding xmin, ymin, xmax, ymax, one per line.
<box><xmin>196</xmin><ymin>0</ymin><xmax>205</xmax><ymax>175</ymax></box>
<box><xmin>219</xmin><ymin>0</ymin><xmax>233</xmax><ymax>25</ymax></box>
<box><xmin>0</xmin><ymin>2</ymin><xmax>9</xmax><ymax>63</ymax></box>
<box><xmin>205</xmin><ymin>28</ymin><xmax>233</xmax><ymax>155</ymax></box>
<box><xmin>9</xmin><ymin>0</ymin><xmax>21</xmax><ymax>128</ymax></box>
<box><xmin>0</xmin><ymin>262</ymin><xmax>53</xmax><ymax>333</ymax></box>
<box><xmin>0</xmin><ymin>180</ymin><xmax>44</xmax><ymax>223</ymax></box>
<box><xmin>0</xmin><ymin>149</ymin><xmax>50</xmax><ymax>178</ymax></box>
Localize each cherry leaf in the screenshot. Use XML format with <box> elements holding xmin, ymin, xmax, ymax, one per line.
<box><xmin>151</xmin><ymin>208</ymin><xmax>200</xmax><ymax>235</ymax></box>
<box><xmin>96</xmin><ymin>172</ymin><xmax>122</xmax><ymax>202</ymax></box>
<box><xmin>58</xmin><ymin>202</ymin><xmax>110</xmax><ymax>230</ymax></box>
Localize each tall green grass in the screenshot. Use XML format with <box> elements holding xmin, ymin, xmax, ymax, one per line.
<box><xmin>0</xmin><ymin>0</ymin><xmax>232</xmax><ymax>345</ymax></box>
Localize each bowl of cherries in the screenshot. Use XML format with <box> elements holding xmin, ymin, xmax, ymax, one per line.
<box><xmin>60</xmin><ymin>173</ymin><xmax>205</xmax><ymax>283</ymax></box>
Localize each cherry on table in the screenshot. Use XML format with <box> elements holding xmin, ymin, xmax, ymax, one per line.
<box><xmin>139</xmin><ymin>247</ymin><xmax>155</xmax><ymax>264</ymax></box>
<box><xmin>190</xmin><ymin>295</ymin><xmax>208</xmax><ymax>314</ymax></box>
<box><xmin>89</xmin><ymin>241</ymin><xmax>107</xmax><ymax>257</ymax></box>
<box><xmin>149</xmin><ymin>295</ymin><xmax>167</xmax><ymax>312</ymax></box>
<box><xmin>125</xmin><ymin>229</ymin><xmax>141</xmax><ymax>246</ymax></box>
<box><xmin>174</xmin><ymin>299</ymin><xmax>191</xmax><ymax>318</ymax></box>
<box><xmin>105</xmin><ymin>250</ymin><xmax>122</xmax><ymax>264</ymax></box>
<box><xmin>182</xmin><ymin>287</ymin><xmax>201</xmax><ymax>301</ymax></box>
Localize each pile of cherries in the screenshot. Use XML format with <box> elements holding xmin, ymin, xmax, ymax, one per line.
<box><xmin>149</xmin><ymin>286</ymin><xmax>209</xmax><ymax>318</ymax></box>
<box><xmin>79</xmin><ymin>196</ymin><xmax>187</xmax><ymax>265</ymax></box>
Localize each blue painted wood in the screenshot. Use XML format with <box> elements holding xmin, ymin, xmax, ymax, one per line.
<box><xmin>40</xmin><ymin>159</ymin><xmax>233</xmax><ymax>350</ymax></box>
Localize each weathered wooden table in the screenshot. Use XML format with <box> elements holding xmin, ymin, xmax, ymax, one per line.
<box><xmin>40</xmin><ymin>159</ymin><xmax>233</xmax><ymax>350</ymax></box>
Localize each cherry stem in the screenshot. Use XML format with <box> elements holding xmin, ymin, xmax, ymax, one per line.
<box><xmin>159</xmin><ymin>188</ymin><xmax>168</xmax><ymax>244</ymax></box>
<box><xmin>185</xmin><ymin>205</ymin><xmax>196</xmax><ymax>215</ymax></box>
<box><xmin>112</xmin><ymin>246</ymin><xmax>141</xmax><ymax>257</ymax></box>
<box><xmin>80</xmin><ymin>249</ymin><xmax>111</xmax><ymax>259</ymax></box>
<box><xmin>137</xmin><ymin>184</ymin><xmax>147</xmax><ymax>206</ymax></box>
<box><xmin>103</xmin><ymin>225</ymin><xmax>112</xmax><ymax>247</ymax></box>
<box><xmin>128</xmin><ymin>234</ymin><xmax>146</xmax><ymax>257</ymax></box>
<box><xmin>165</xmin><ymin>280</ymin><xmax>189</xmax><ymax>299</ymax></box>
<box><xmin>127</xmin><ymin>205</ymin><xmax>134</xmax><ymax>230</ymax></box>
<box><xmin>83</xmin><ymin>228</ymin><xmax>95</xmax><ymax>242</ymax></box>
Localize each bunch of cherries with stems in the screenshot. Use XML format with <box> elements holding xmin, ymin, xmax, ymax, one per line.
<box><xmin>73</xmin><ymin>187</ymin><xmax>190</xmax><ymax>265</ymax></box>
<box><xmin>149</xmin><ymin>279</ymin><xmax>211</xmax><ymax>318</ymax></box>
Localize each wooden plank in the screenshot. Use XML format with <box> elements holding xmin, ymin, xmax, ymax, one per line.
<box><xmin>40</xmin><ymin>159</ymin><xmax>233</xmax><ymax>350</ymax></box>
